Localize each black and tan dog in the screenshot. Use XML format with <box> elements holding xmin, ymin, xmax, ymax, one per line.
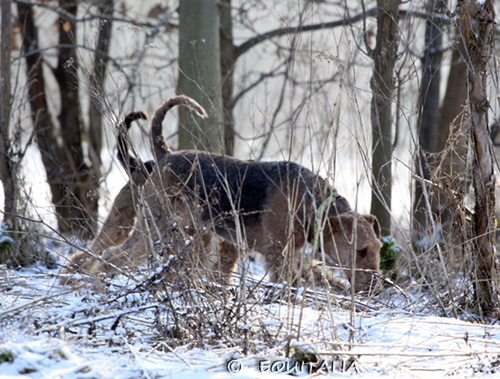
<box><xmin>62</xmin><ymin>96</ymin><xmax>382</xmax><ymax>291</ymax></box>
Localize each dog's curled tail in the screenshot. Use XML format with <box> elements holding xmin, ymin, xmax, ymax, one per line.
<box><xmin>151</xmin><ymin>95</ymin><xmax>208</xmax><ymax>162</ymax></box>
<box><xmin>117</xmin><ymin>111</ymin><xmax>148</xmax><ymax>171</ymax></box>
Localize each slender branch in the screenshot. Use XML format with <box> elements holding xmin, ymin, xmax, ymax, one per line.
<box><xmin>235</xmin><ymin>7</ymin><xmax>376</xmax><ymax>58</ymax></box>
<box><xmin>360</xmin><ymin>0</ymin><xmax>374</xmax><ymax>56</ymax></box>
<box><xmin>13</xmin><ymin>0</ymin><xmax>177</xmax><ymax>29</ymax></box>
<box><xmin>234</xmin><ymin>7</ymin><xmax>449</xmax><ymax>59</ymax></box>
<box><xmin>0</xmin><ymin>286</ymin><xmax>84</xmax><ymax>318</ymax></box>
<box><xmin>232</xmin><ymin>67</ymin><xmax>286</xmax><ymax>107</ymax></box>
<box><xmin>123</xmin><ymin>6</ymin><xmax>175</xmax><ymax>108</ymax></box>
<box><xmin>13</xmin><ymin>43</ymin><xmax>132</xmax><ymax>85</ymax></box>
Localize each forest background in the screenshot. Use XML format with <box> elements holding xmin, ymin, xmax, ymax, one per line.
<box><xmin>1</xmin><ymin>0</ymin><xmax>499</xmax><ymax>319</ymax></box>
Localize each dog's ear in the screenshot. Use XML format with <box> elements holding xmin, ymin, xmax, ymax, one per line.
<box><xmin>328</xmin><ymin>213</ymin><xmax>354</xmax><ymax>235</ymax></box>
<box><xmin>329</xmin><ymin>214</ymin><xmax>382</xmax><ymax>239</ymax></box>
<box><xmin>363</xmin><ymin>214</ymin><xmax>382</xmax><ymax>239</ymax></box>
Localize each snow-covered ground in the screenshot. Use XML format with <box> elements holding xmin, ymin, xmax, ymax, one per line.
<box><xmin>1</xmin><ymin>248</ymin><xmax>500</xmax><ymax>379</ymax></box>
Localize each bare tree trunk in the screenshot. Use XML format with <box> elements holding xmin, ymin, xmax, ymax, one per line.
<box><xmin>413</xmin><ymin>0</ymin><xmax>446</xmax><ymax>241</ymax></box>
<box><xmin>0</xmin><ymin>0</ymin><xmax>16</xmax><ymax>262</ymax></box>
<box><xmin>17</xmin><ymin>4</ymin><xmax>68</xmax><ymax>227</ymax></box>
<box><xmin>220</xmin><ymin>0</ymin><xmax>235</xmax><ymax>156</ymax></box>
<box><xmin>1</xmin><ymin>0</ymin><xmax>13</xmax><ymax>222</ymax></box>
<box><xmin>55</xmin><ymin>0</ymin><xmax>97</xmax><ymax>238</ymax></box>
<box><xmin>177</xmin><ymin>0</ymin><xmax>224</xmax><ymax>153</ymax></box>
<box><xmin>370</xmin><ymin>0</ymin><xmax>399</xmax><ymax>235</ymax></box>
<box><xmin>437</xmin><ymin>46</ymin><xmax>468</xmax><ymax>151</ymax></box>
<box><xmin>17</xmin><ymin>2</ymin><xmax>97</xmax><ymax>239</ymax></box>
<box><xmin>87</xmin><ymin>0</ymin><xmax>114</xmax><ymax>195</ymax></box>
<box><xmin>457</xmin><ymin>0</ymin><xmax>498</xmax><ymax>314</ymax></box>
<box><xmin>2</xmin><ymin>2</ymin><xmax>54</xmax><ymax>266</ymax></box>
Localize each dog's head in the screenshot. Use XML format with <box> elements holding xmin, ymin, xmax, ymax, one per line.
<box><xmin>322</xmin><ymin>213</ymin><xmax>382</xmax><ymax>292</ymax></box>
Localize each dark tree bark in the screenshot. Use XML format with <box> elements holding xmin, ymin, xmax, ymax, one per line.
<box><xmin>0</xmin><ymin>0</ymin><xmax>16</xmax><ymax>263</ymax></box>
<box><xmin>457</xmin><ymin>0</ymin><xmax>498</xmax><ymax>314</ymax></box>
<box><xmin>17</xmin><ymin>2</ymin><xmax>98</xmax><ymax>239</ymax></box>
<box><xmin>220</xmin><ymin>0</ymin><xmax>235</xmax><ymax>156</ymax></box>
<box><xmin>437</xmin><ymin>46</ymin><xmax>468</xmax><ymax>151</ymax></box>
<box><xmin>87</xmin><ymin>0</ymin><xmax>114</xmax><ymax>193</ymax></box>
<box><xmin>370</xmin><ymin>0</ymin><xmax>400</xmax><ymax>235</ymax></box>
<box><xmin>1</xmin><ymin>0</ymin><xmax>46</xmax><ymax>266</ymax></box>
<box><xmin>413</xmin><ymin>0</ymin><xmax>447</xmax><ymax>241</ymax></box>
<box><xmin>1</xmin><ymin>0</ymin><xmax>13</xmax><ymax>223</ymax></box>
<box><xmin>55</xmin><ymin>0</ymin><xmax>97</xmax><ymax>237</ymax></box>
<box><xmin>17</xmin><ymin>3</ymin><xmax>68</xmax><ymax>226</ymax></box>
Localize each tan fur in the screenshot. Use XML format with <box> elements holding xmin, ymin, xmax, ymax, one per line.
<box><xmin>80</xmin><ymin>175</ymin><xmax>238</xmax><ymax>282</ymax></box>
<box><xmin>59</xmin><ymin>170</ymin><xmax>147</xmax><ymax>281</ymax></box>
<box><xmin>60</xmin><ymin>111</ymin><xmax>151</xmax><ymax>282</ymax></box>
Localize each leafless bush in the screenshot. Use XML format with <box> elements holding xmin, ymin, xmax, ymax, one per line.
<box><xmin>6</xmin><ymin>2</ymin><xmax>500</xmax><ymax>355</ymax></box>
<box><xmin>399</xmin><ymin>108</ymin><xmax>487</xmax><ymax>316</ymax></box>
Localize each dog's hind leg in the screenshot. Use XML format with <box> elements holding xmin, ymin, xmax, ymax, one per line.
<box><xmin>212</xmin><ymin>238</ymin><xmax>239</xmax><ymax>283</ymax></box>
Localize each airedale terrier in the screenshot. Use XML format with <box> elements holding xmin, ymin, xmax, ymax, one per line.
<box><xmin>62</xmin><ymin>96</ymin><xmax>382</xmax><ymax>291</ymax></box>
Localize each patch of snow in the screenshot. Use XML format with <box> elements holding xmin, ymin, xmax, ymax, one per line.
<box><xmin>0</xmin><ymin>235</ymin><xmax>15</xmax><ymax>246</ymax></box>
<box><xmin>1</xmin><ymin>253</ymin><xmax>500</xmax><ymax>378</ymax></box>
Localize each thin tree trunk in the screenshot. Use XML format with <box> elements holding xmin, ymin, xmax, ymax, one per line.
<box><xmin>88</xmin><ymin>0</ymin><xmax>114</xmax><ymax>198</ymax></box>
<box><xmin>413</xmin><ymin>0</ymin><xmax>446</xmax><ymax>241</ymax></box>
<box><xmin>370</xmin><ymin>0</ymin><xmax>399</xmax><ymax>235</ymax></box>
<box><xmin>55</xmin><ymin>0</ymin><xmax>97</xmax><ymax>238</ymax></box>
<box><xmin>437</xmin><ymin>46</ymin><xmax>468</xmax><ymax>151</ymax></box>
<box><xmin>1</xmin><ymin>0</ymin><xmax>14</xmax><ymax>222</ymax></box>
<box><xmin>17</xmin><ymin>2</ymin><xmax>96</xmax><ymax>239</ymax></box>
<box><xmin>458</xmin><ymin>0</ymin><xmax>498</xmax><ymax>314</ymax></box>
<box><xmin>17</xmin><ymin>4</ymin><xmax>68</xmax><ymax>229</ymax></box>
<box><xmin>177</xmin><ymin>0</ymin><xmax>224</xmax><ymax>153</ymax></box>
<box><xmin>0</xmin><ymin>0</ymin><xmax>16</xmax><ymax>263</ymax></box>
<box><xmin>220</xmin><ymin>0</ymin><xmax>235</xmax><ymax>156</ymax></box>
<box><xmin>430</xmin><ymin>37</ymin><xmax>469</xmax><ymax>241</ymax></box>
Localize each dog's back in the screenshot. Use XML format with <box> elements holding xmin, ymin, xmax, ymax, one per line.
<box><xmin>159</xmin><ymin>151</ymin><xmax>350</xmax><ymax>239</ymax></box>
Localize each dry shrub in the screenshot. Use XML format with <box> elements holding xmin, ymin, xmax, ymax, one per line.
<box><xmin>400</xmin><ymin>111</ymin><xmax>482</xmax><ymax>315</ymax></box>
<box><xmin>93</xmin><ymin>179</ymin><xmax>363</xmax><ymax>351</ymax></box>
